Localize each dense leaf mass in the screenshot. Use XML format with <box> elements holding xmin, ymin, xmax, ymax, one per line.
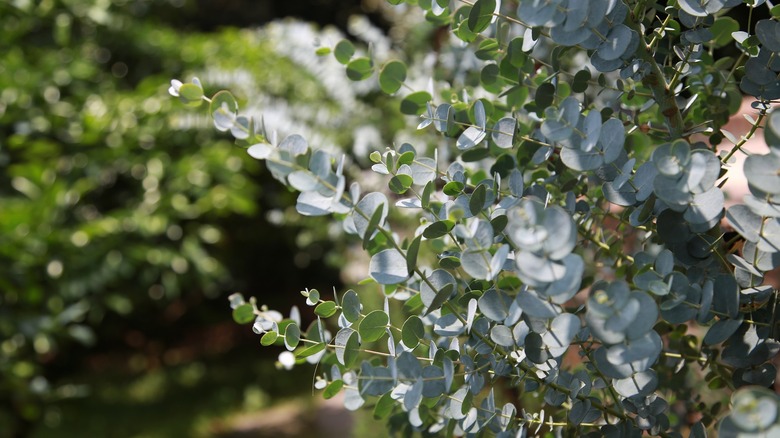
<box><xmin>178</xmin><ymin>0</ymin><xmax>780</xmax><ymax>436</ymax></box>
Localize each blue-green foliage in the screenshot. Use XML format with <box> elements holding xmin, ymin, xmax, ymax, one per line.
<box><xmin>173</xmin><ymin>0</ymin><xmax>780</xmax><ymax>436</ymax></box>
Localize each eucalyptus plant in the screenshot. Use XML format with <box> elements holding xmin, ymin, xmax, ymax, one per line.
<box><xmin>172</xmin><ymin>0</ymin><xmax>780</xmax><ymax>436</ymax></box>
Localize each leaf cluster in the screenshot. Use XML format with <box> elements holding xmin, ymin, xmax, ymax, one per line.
<box><xmin>173</xmin><ymin>0</ymin><xmax>780</xmax><ymax>436</ymax></box>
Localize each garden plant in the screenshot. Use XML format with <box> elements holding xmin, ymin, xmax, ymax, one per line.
<box><xmin>1</xmin><ymin>2</ymin><xmax>376</xmax><ymax>435</ymax></box>
<box><xmin>172</xmin><ymin>0</ymin><xmax>780</xmax><ymax>436</ymax></box>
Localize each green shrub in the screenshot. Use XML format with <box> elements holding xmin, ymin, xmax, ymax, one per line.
<box><xmin>1</xmin><ymin>2</ymin><xmax>386</xmax><ymax>434</ymax></box>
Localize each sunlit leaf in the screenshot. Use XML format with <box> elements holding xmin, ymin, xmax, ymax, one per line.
<box><xmin>402</xmin><ymin>315</ymin><xmax>425</xmax><ymax>349</ymax></box>
<box><xmin>232</xmin><ymin>303</ymin><xmax>255</xmax><ymax>324</ymax></box>
<box><xmin>745</xmin><ymin>154</ymin><xmax>780</xmax><ymax>195</ymax></box>
<box><xmin>284</xmin><ymin>323</ymin><xmax>301</xmax><ymax>350</ymax></box>
<box><xmin>314</xmin><ymin>301</ymin><xmax>338</xmax><ymax>318</ymax></box>
<box><xmin>346</xmin><ymin>57</ymin><xmax>374</xmax><ymax>81</ymax></box>
<box><xmin>467</xmin><ymin>0</ymin><xmax>496</xmax><ymax>33</ymax></box>
<box><xmin>421</xmin><ymin>268</ymin><xmax>456</xmax><ymax>314</ymax></box>
<box><xmin>401</xmin><ymin>91</ymin><xmax>432</xmax><ymax>115</ymax></box>
<box><xmin>359</xmin><ymin>310</ymin><xmax>389</xmax><ymax>342</ymax></box>
<box><xmin>379</xmin><ymin>60</ymin><xmax>407</xmax><ymax>94</ymax></box>
<box><xmin>324</xmin><ymin>380</ymin><xmax>344</xmax><ymax>399</ymax></box>
<box><xmin>492</xmin><ymin>117</ymin><xmax>516</xmax><ymax>148</ymax></box>
<box><xmin>597</xmin><ymin>25</ymin><xmax>632</xmax><ymax>60</ymax></box>
<box><xmin>369</xmin><ymin>249</ymin><xmax>409</xmax><ymax>284</ymax></box>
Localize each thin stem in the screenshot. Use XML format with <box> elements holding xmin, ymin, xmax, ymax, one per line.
<box><xmin>648</xmin><ymin>13</ymin><xmax>673</xmax><ymax>52</ymax></box>
<box><xmin>625</xmin><ymin>15</ymin><xmax>685</xmax><ymax>139</ymax></box>
<box><xmin>721</xmin><ymin>107</ymin><xmax>767</xmax><ymax>164</ymax></box>
<box><xmin>667</xmin><ymin>44</ymin><xmax>695</xmax><ymax>93</ymax></box>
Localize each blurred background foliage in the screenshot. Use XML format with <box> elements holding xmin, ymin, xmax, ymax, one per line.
<box><xmin>0</xmin><ymin>0</ymin><xmax>421</xmax><ymax>436</ymax></box>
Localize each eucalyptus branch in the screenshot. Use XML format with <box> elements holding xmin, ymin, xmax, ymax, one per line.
<box><xmin>721</xmin><ymin>107</ymin><xmax>767</xmax><ymax>164</ymax></box>
<box><xmin>625</xmin><ymin>17</ymin><xmax>685</xmax><ymax>139</ymax></box>
<box><xmin>178</xmin><ymin>0</ymin><xmax>780</xmax><ymax>435</ymax></box>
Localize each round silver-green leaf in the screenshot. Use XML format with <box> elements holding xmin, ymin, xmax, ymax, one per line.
<box><xmin>359</xmin><ymin>310</ymin><xmax>389</xmax><ymax>342</ymax></box>
<box><xmin>369</xmin><ymin>249</ymin><xmax>409</xmax><ymax>284</ymax></box>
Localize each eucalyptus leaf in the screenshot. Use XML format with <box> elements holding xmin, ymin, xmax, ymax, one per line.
<box><xmin>334</xmin><ymin>39</ymin><xmax>355</xmax><ymax>64</ymax></box>
<box><xmin>608</xmin><ymin>331</ymin><xmax>662</xmax><ymax>373</ymax></box>
<box><xmin>359</xmin><ymin>363</ymin><xmax>394</xmax><ymax>397</ymax></box>
<box><xmin>406</xmin><ymin>234</ymin><xmax>422</xmax><ymax>276</ymax></box>
<box><xmin>296</xmin><ymin>342</ymin><xmax>326</xmax><ymax>359</ymax></box>
<box><xmin>209</xmin><ymin>90</ymin><xmax>238</xmax><ymax>122</ymax></box>
<box><xmin>516</xmin><ymin>288</ymin><xmax>559</xmax><ymax>318</ymax></box>
<box><xmin>323</xmin><ymin>380</ymin><xmax>344</xmax><ymax>399</ymax></box>
<box><xmin>400</xmin><ymin>91</ymin><xmax>432</xmax><ymax>116</ymax></box>
<box><xmin>550</xmin><ymin>25</ymin><xmax>590</xmax><ymax>46</ymax></box>
<box><xmin>230</xmin><ymin>116</ymin><xmax>250</xmax><ymax>139</ymax></box>
<box><xmin>745</xmin><ymin>154</ymin><xmax>780</xmax><ymax>195</ymax></box>
<box><xmin>421</xmin><ymin>366</ymin><xmax>446</xmax><ymax>397</ymax></box>
<box><xmin>542</xmin><ymin>313</ymin><xmax>580</xmax><ymax>356</ymax></box>
<box><xmin>539</xmin><ymin>206</ymin><xmax>577</xmax><ymax>259</ymax></box>
<box><xmin>346</xmin><ymin>57</ymin><xmax>373</xmax><ymax>81</ymax></box>
<box><xmin>369</xmin><ymin>249</ymin><xmax>410</xmax><ymax>284</ymax></box>
<box><xmin>423</xmin><ymin>220</ymin><xmax>455</xmax><ymax>239</ymax></box>
<box><xmin>727</xmin><ymin>205</ymin><xmax>763</xmax><ymax>242</ymax></box>
<box><xmin>683</xmin><ymin>187</ymin><xmax>724</xmax><ymax>225</ymax></box>
<box><xmin>541</xmin><ymin>108</ymin><xmax>574</xmax><ymax>141</ymax></box>
<box><xmin>353</xmin><ymin>192</ymin><xmax>388</xmax><ymax>239</ymax></box>
<box><xmin>757</xmin><ymin>218</ymin><xmax>780</xmax><ymax>253</ymax></box>
<box><xmin>614</xmin><ymin>370</ymin><xmax>658</xmax><ymax>398</ymax></box>
<box><xmin>433</xmin><ymin>313</ymin><xmax>466</xmax><ymax>336</ymax></box>
<box><xmin>744</xmin><ymin>193</ymin><xmax>780</xmax><ymax>218</ymax></box>
<box><xmin>457</xmin><ymin>126</ymin><xmax>487</xmax><ymax>150</ymax></box>
<box><xmin>727</xmin><ymin>387</ymin><xmax>780</xmax><ymax>432</ymax></box>
<box><xmin>461</xmin><ymin>249</ymin><xmax>495</xmax><ymax>280</ymax></box>
<box><xmin>540</xmin><ymin>254</ymin><xmax>584</xmax><ymax>303</ymax></box>
<box><xmin>490</xmin><ymin>324</ymin><xmax>515</xmax><ymax>347</ymax></box>
<box><xmin>342</xmin><ymin>289</ymin><xmax>362</xmax><ymax>323</ymax></box>
<box><xmin>682</xmin><ymin>150</ymin><xmax>720</xmax><ymax>194</ymax></box>
<box><xmin>343</xmin><ymin>388</ymin><xmax>364</xmax><ymax>411</ymax></box>
<box><xmin>448</xmin><ymin>387</ymin><xmax>470</xmax><ymax>420</ymax></box>
<box><xmin>379</xmin><ymin>60</ymin><xmax>407</xmax><ymax>94</ymax></box>
<box><xmin>469</xmin><ymin>184</ymin><xmax>487</xmax><ymax>216</ymax></box>
<box><xmin>467</xmin><ymin>0</ymin><xmax>496</xmax><ymax>33</ymax></box>
<box><xmin>744</xmin><ymin>241</ymin><xmax>780</xmax><ymax>271</ymax></box>
<box><xmin>479</xmin><ymin>289</ymin><xmax>511</xmax><ymax>322</ymax></box>
<box><xmin>703</xmin><ymin>317</ymin><xmax>744</xmax><ymax>345</ymax></box>
<box><xmin>560</xmin><ymin>145</ymin><xmax>604</xmax><ymax>171</ymax></box>
<box><xmin>397</xmin><ymin>351</ymin><xmax>423</xmax><ymax>381</ymax></box>
<box><xmin>678</xmin><ymin>0</ymin><xmax>708</xmax><ymax>17</ymax></box>
<box><xmin>516</xmin><ymin>251</ymin><xmax>567</xmax><ymax>285</ymax></box>
<box><xmin>697</xmin><ymin>280</ymin><xmax>715</xmax><ymax>324</ymax></box>
<box><xmin>433</xmin><ymin>104</ymin><xmax>453</xmax><ymax>133</ymax></box>
<box><xmin>232</xmin><ymin>304</ymin><xmax>255</xmax><ymax>324</ymax></box>
<box><xmin>402</xmin><ymin>315</ymin><xmax>425</xmax><ymax>349</ymax></box>
<box><xmin>597</xmin><ymin>25</ymin><xmax>633</xmax><ymax>61</ymax></box>
<box><xmin>359</xmin><ymin>310</ymin><xmax>389</xmax><ymax>342</ymax></box>
<box><xmin>284</xmin><ymin>322</ymin><xmax>301</xmax><ymax>350</ymax></box>
<box><xmin>509</xmin><ymin>168</ymin><xmax>524</xmax><ymax>197</ymax></box>
<box><xmin>178</xmin><ymin>83</ymin><xmax>203</xmax><ymax>104</ymax></box>
<box><xmin>756</xmin><ymin>19</ymin><xmax>780</xmax><ymax>52</ymax></box>
<box><xmin>420</xmin><ymin>269</ymin><xmax>456</xmax><ymax>313</ymax></box>
<box><xmin>492</xmin><ymin>117</ymin><xmax>516</xmax><ymax>148</ymax></box>
<box><xmin>314</xmin><ymin>301</ymin><xmax>338</xmax><ymax>318</ymax></box>
<box><xmin>288</xmin><ymin>170</ymin><xmax>320</xmax><ymax>192</ymax></box>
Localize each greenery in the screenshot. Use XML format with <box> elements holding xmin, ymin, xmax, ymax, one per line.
<box><xmin>173</xmin><ymin>0</ymin><xmax>780</xmax><ymax>436</ymax></box>
<box><xmin>1</xmin><ymin>1</ymin><xmax>380</xmax><ymax>436</ymax></box>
